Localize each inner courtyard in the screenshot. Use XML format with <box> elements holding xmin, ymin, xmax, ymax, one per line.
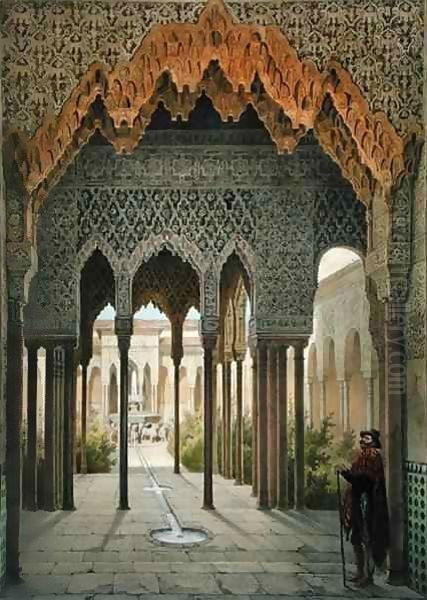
<box><xmin>0</xmin><ymin>0</ymin><xmax>425</xmax><ymax>598</ymax></box>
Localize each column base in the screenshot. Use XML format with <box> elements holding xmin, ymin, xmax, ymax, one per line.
<box><xmin>202</xmin><ymin>502</ymin><xmax>215</xmax><ymax>510</ymax></box>
<box><xmin>5</xmin><ymin>572</ymin><xmax>23</xmax><ymax>585</ymax></box>
<box><xmin>118</xmin><ymin>504</ymin><xmax>130</xmax><ymax>511</ymax></box>
<box><xmin>174</xmin><ymin>466</ymin><xmax>180</xmax><ymax>474</ymax></box>
<box><xmin>387</xmin><ymin>570</ymin><xmax>407</xmax><ymax>586</ymax></box>
<box><xmin>62</xmin><ymin>504</ymin><xmax>76</xmax><ymax>511</ymax></box>
<box><xmin>233</xmin><ymin>479</ymin><xmax>243</xmax><ymax>486</ymax></box>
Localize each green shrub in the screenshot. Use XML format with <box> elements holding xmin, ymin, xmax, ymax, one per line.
<box><xmin>168</xmin><ymin>414</ymin><xmax>204</xmax><ymax>472</ymax></box>
<box><xmin>286</xmin><ymin>417</ymin><xmax>355</xmax><ymax>509</ymax></box>
<box><xmin>76</xmin><ymin>419</ymin><xmax>117</xmax><ymax>473</ymax></box>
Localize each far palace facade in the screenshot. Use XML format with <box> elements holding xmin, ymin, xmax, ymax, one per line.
<box><xmin>0</xmin><ymin>0</ymin><xmax>425</xmax><ymax>595</ymax></box>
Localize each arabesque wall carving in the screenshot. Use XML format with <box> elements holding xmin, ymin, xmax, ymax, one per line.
<box><xmin>3</xmin><ymin>0</ymin><xmax>421</xmax><ymax>216</ymax></box>
<box><xmin>24</xmin><ymin>132</ymin><xmax>366</xmax><ymax>338</ymax></box>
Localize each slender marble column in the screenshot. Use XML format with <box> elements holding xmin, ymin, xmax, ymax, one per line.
<box><xmin>56</xmin><ymin>347</ymin><xmax>65</xmax><ymax>509</ymax></box>
<box><xmin>63</xmin><ymin>342</ymin><xmax>75</xmax><ymax>510</ymax></box>
<box><xmin>5</xmin><ymin>298</ymin><xmax>24</xmax><ymax>578</ymax></box>
<box><xmin>343</xmin><ymin>379</ymin><xmax>350</xmax><ymax>431</ymax></box>
<box><xmin>223</xmin><ymin>361</ymin><xmax>232</xmax><ymax>479</ymax></box>
<box><xmin>251</xmin><ymin>351</ymin><xmax>258</xmax><ymax>497</ymax></box>
<box><xmin>267</xmin><ymin>346</ymin><xmax>278</xmax><ymax>507</ymax></box>
<box><xmin>173</xmin><ymin>360</ymin><xmax>181</xmax><ymax>474</ymax></box>
<box><xmin>202</xmin><ymin>336</ymin><xmax>216</xmax><ymax>509</ymax></box>
<box><xmin>365</xmin><ymin>376</ymin><xmax>374</xmax><ymax>429</ymax></box>
<box><xmin>307</xmin><ymin>381</ymin><xmax>314</xmax><ymax>428</ymax></box>
<box><xmin>277</xmin><ymin>345</ymin><xmax>288</xmax><ymax>510</ymax></box>
<box><xmin>118</xmin><ymin>335</ymin><xmax>130</xmax><ymax>510</ymax></box>
<box><xmin>294</xmin><ymin>343</ymin><xmax>305</xmax><ymax>510</ymax></box>
<box><xmin>221</xmin><ymin>363</ymin><xmax>226</xmax><ymax>476</ymax></box>
<box><xmin>234</xmin><ymin>359</ymin><xmax>243</xmax><ymax>485</ymax></box>
<box><xmin>44</xmin><ymin>344</ymin><xmax>55</xmax><ymax>511</ymax></box>
<box><xmin>212</xmin><ymin>356</ymin><xmax>219</xmax><ymax>475</ymax></box>
<box><xmin>80</xmin><ymin>359</ymin><xmax>88</xmax><ymax>475</ymax></box>
<box><xmin>26</xmin><ymin>342</ymin><xmax>39</xmax><ymax>511</ymax></box>
<box><xmin>384</xmin><ymin>301</ymin><xmax>406</xmax><ymax>584</ymax></box>
<box><xmin>257</xmin><ymin>343</ymin><xmax>269</xmax><ymax>509</ymax></box>
<box><xmin>319</xmin><ymin>380</ymin><xmax>326</xmax><ymax>421</ymax></box>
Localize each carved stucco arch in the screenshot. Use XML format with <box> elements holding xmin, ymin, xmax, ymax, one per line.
<box><xmin>75</xmin><ymin>236</ymin><xmax>121</xmax><ymax>275</ymax></box>
<box><xmin>127</xmin><ymin>232</ymin><xmax>207</xmax><ymax>280</ymax></box>
<box><xmin>215</xmin><ymin>236</ymin><xmax>255</xmax><ymax>310</ymax></box>
<box><xmin>5</xmin><ymin>0</ymin><xmax>411</xmax><ymax>238</ymax></box>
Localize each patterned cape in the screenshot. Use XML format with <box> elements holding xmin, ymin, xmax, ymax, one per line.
<box><xmin>342</xmin><ymin>448</ymin><xmax>390</xmax><ymax>567</ymax></box>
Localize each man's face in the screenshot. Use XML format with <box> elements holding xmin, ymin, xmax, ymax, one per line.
<box><xmin>360</xmin><ymin>434</ymin><xmax>373</xmax><ymax>448</ymax></box>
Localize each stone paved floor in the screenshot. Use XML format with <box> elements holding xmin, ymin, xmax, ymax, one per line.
<box><xmin>1</xmin><ymin>443</ymin><xmax>422</xmax><ymax>600</ymax></box>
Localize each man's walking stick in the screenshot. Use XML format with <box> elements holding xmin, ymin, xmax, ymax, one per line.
<box><xmin>337</xmin><ymin>471</ymin><xmax>347</xmax><ymax>588</ymax></box>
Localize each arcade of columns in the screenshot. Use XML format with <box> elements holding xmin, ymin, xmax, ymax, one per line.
<box><xmin>1</xmin><ymin>0</ymin><xmax>425</xmax><ymax>593</ymax></box>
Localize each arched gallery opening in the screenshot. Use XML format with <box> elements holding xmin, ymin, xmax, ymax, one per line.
<box><xmin>5</xmin><ymin>3</ymin><xmax>423</xmax><ymax>594</ymax></box>
<box><xmin>306</xmin><ymin>248</ymin><xmax>380</xmax><ymax>441</ymax></box>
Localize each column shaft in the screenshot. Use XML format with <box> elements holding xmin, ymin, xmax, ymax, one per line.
<box><xmin>277</xmin><ymin>346</ymin><xmax>288</xmax><ymax>510</ymax></box>
<box><xmin>56</xmin><ymin>348</ymin><xmax>64</xmax><ymax>509</ymax></box>
<box><xmin>5</xmin><ymin>300</ymin><xmax>24</xmax><ymax>578</ymax></box>
<box><xmin>174</xmin><ymin>362</ymin><xmax>180</xmax><ymax>474</ymax></box>
<box><xmin>63</xmin><ymin>344</ymin><xmax>75</xmax><ymax>510</ymax></box>
<box><xmin>221</xmin><ymin>364</ymin><xmax>226</xmax><ymax>476</ymax></box>
<box><xmin>26</xmin><ymin>344</ymin><xmax>38</xmax><ymax>511</ymax></box>
<box><xmin>251</xmin><ymin>354</ymin><xmax>258</xmax><ymax>497</ymax></box>
<box><xmin>203</xmin><ymin>340</ymin><xmax>215</xmax><ymax>509</ymax></box>
<box><xmin>81</xmin><ymin>363</ymin><xmax>88</xmax><ymax>474</ymax></box>
<box><xmin>212</xmin><ymin>359</ymin><xmax>218</xmax><ymax>475</ymax></box>
<box><xmin>294</xmin><ymin>344</ymin><xmax>305</xmax><ymax>510</ymax></box>
<box><xmin>365</xmin><ymin>376</ymin><xmax>374</xmax><ymax>429</ymax></box>
<box><xmin>118</xmin><ymin>337</ymin><xmax>130</xmax><ymax>510</ymax></box>
<box><xmin>234</xmin><ymin>359</ymin><xmax>243</xmax><ymax>485</ymax></box>
<box><xmin>384</xmin><ymin>301</ymin><xmax>406</xmax><ymax>583</ymax></box>
<box><xmin>257</xmin><ymin>344</ymin><xmax>269</xmax><ymax>509</ymax></box>
<box><xmin>267</xmin><ymin>347</ymin><xmax>278</xmax><ymax>507</ymax></box>
<box><xmin>307</xmin><ymin>382</ymin><xmax>314</xmax><ymax>428</ymax></box>
<box><xmin>223</xmin><ymin>362</ymin><xmax>232</xmax><ymax>479</ymax></box>
<box><xmin>44</xmin><ymin>345</ymin><xmax>55</xmax><ymax>511</ymax></box>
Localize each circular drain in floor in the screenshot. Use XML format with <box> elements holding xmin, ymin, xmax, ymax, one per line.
<box><xmin>151</xmin><ymin>527</ymin><xmax>208</xmax><ymax>545</ymax></box>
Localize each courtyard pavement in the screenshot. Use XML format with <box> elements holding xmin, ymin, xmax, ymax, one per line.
<box><xmin>0</xmin><ymin>443</ymin><xmax>422</xmax><ymax>600</ymax></box>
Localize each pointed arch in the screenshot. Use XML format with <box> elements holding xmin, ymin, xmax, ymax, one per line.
<box><xmin>76</xmin><ymin>237</ymin><xmax>120</xmax><ymax>275</ymax></box>
<box><xmin>128</xmin><ymin>232</ymin><xmax>207</xmax><ymax>279</ymax></box>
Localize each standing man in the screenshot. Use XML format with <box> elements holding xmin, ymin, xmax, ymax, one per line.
<box><xmin>340</xmin><ymin>429</ymin><xmax>389</xmax><ymax>586</ymax></box>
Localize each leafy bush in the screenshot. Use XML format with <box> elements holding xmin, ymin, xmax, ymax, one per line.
<box><xmin>287</xmin><ymin>416</ymin><xmax>355</xmax><ymax>509</ymax></box>
<box><xmin>76</xmin><ymin>419</ymin><xmax>117</xmax><ymax>473</ymax></box>
<box><xmin>167</xmin><ymin>414</ymin><xmax>204</xmax><ymax>472</ymax></box>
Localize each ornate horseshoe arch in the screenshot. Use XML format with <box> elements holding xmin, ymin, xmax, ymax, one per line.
<box><xmin>216</xmin><ymin>236</ymin><xmax>256</xmax><ymax>309</ymax></box>
<box><xmin>128</xmin><ymin>232</ymin><xmax>207</xmax><ymax>279</ymax></box>
<box><xmin>4</xmin><ymin>0</ymin><xmax>414</xmax><ymax>240</ymax></box>
<box><xmin>75</xmin><ymin>237</ymin><xmax>121</xmax><ymax>275</ymax></box>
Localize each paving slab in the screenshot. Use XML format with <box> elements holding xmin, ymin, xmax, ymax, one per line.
<box><xmin>113</xmin><ymin>573</ymin><xmax>160</xmax><ymax>594</ymax></box>
<box><xmin>215</xmin><ymin>573</ymin><xmax>262</xmax><ymax>594</ymax></box>
<box><xmin>67</xmin><ymin>572</ymin><xmax>114</xmax><ymax>594</ymax></box>
<box><xmin>5</xmin><ymin>443</ymin><xmax>421</xmax><ymax>600</ymax></box>
<box><xmin>254</xmin><ymin>573</ymin><xmax>314</xmax><ymax>595</ymax></box>
<box><xmin>158</xmin><ymin>573</ymin><xmax>222</xmax><ymax>594</ymax></box>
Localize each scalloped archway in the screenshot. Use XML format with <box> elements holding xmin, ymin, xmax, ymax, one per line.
<box><xmin>6</xmin><ymin>0</ymin><xmax>408</xmax><ymax>236</ymax></box>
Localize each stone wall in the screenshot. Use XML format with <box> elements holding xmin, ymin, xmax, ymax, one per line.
<box><xmin>0</xmin><ymin>41</ymin><xmax>7</xmax><ymax>584</ymax></box>
<box><xmin>406</xmin><ymin>147</ymin><xmax>427</xmax><ymax>463</ymax></box>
